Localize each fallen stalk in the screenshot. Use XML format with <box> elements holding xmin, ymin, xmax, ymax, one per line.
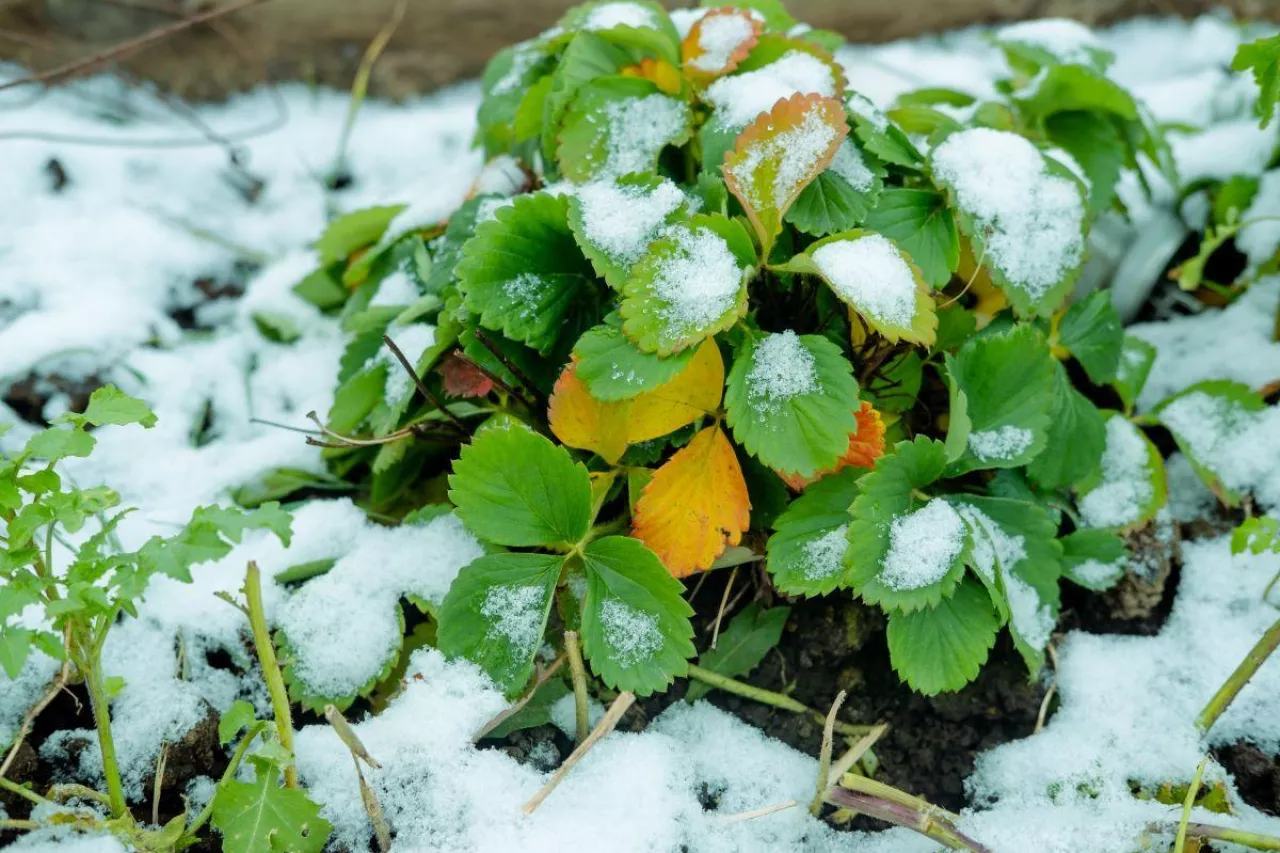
<box><xmin>383</xmin><ymin>335</ymin><xmax>468</xmax><ymax>433</ymax></box>
<box><xmin>522</xmin><ymin>691</ymin><xmax>635</xmax><ymax>814</ymax></box>
<box><xmin>685</xmin><ymin>664</ymin><xmax>874</xmax><ymax>739</ymax></box>
<box><xmin>810</xmin><ymin>690</ymin><xmax>847</xmax><ymax>816</ymax></box>
<box><xmin>473</xmin><ymin>657</ymin><xmax>565</xmax><ymax>742</ymax></box>
<box><xmin>1197</xmin><ymin>614</ymin><xmax>1280</xmax><ymax>732</ymax></box>
<box><xmin>1157</xmin><ymin>822</ymin><xmax>1280</xmax><ymax>850</ymax></box>
<box><xmin>0</xmin><ymin>663</ymin><xmax>68</xmax><ymax>779</ymax></box>
<box><xmin>825</xmin><ymin>780</ymin><xmax>991</xmax><ymax>853</ymax></box>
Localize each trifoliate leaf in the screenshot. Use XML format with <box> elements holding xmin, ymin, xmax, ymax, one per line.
<box><xmin>686</xmin><ymin>602</ymin><xmax>790</xmax><ymax>701</ymax></box>
<box><xmin>1232</xmin><ymin>34</ymin><xmax>1280</xmax><ymax>128</ymax></box>
<box><xmin>681</xmin><ymin>7</ymin><xmax>760</xmax><ymax>81</ymax></box>
<box><xmin>1150</xmin><ymin>380</ymin><xmax>1267</xmax><ymax>507</ymax></box>
<box><xmin>1060</xmin><ymin>528</ymin><xmax>1128</xmax><ymax>591</ymax></box>
<box><xmin>572</xmin><ymin>318</ymin><xmax>696</xmax><ymax>400</ymax></box>
<box><xmin>1058</xmin><ymin>291</ymin><xmax>1123</xmax><ymax>384</ymax></box>
<box><xmin>437</xmin><ymin>552</ymin><xmax>564</xmax><ymax>695</ymax></box>
<box><xmin>776</xmin><ymin>401</ymin><xmax>885</xmax><ymax>490</ymax></box>
<box><xmin>1045</xmin><ymin>111</ymin><xmax>1125</xmax><ymax>217</ymax></box>
<box><xmin>1112</xmin><ymin>335</ymin><xmax>1156</xmax><ymax>412</ymax></box>
<box><xmin>550</xmin><ymin>338</ymin><xmax>723</xmax><ymax>463</ymax></box>
<box><xmin>861</xmin><ymin>189</ymin><xmax>959</xmax><ymax>288</ymax></box>
<box><xmin>1027</xmin><ymin>361</ymin><xmax>1107</xmax><ymax>490</ymax></box>
<box><xmin>580</xmin><ymin>535</ymin><xmax>695</xmax><ymax>694</ymax></box>
<box><xmin>777</xmin><ymin>230</ymin><xmax>937</xmax><ymax>345</ymax></box>
<box><xmin>619</xmin><ymin>213</ymin><xmax>755</xmax><ymax>355</ymax></box>
<box><xmin>943</xmin><ymin>324</ymin><xmax>1055</xmax><ymax>474</ymax></box>
<box><xmin>567</xmin><ymin>175</ymin><xmax>689</xmax><ymax>289</ymax></box>
<box><xmin>845</xmin><ymin>437</ymin><xmax>966</xmax><ymax>613</ymax></box>
<box><xmin>456</xmin><ymin>192</ymin><xmax>603</xmax><ymax>356</ymax></box>
<box><xmin>210</xmin><ymin>757</ymin><xmax>332</xmax><ymax>853</ymax></box>
<box><xmin>930</xmin><ymin>128</ymin><xmax>1086</xmax><ymax>317</ymax></box>
<box><xmin>632</xmin><ymin>425</ymin><xmax>750</xmax><ymax>576</ymax></box>
<box><xmin>951</xmin><ymin>496</ymin><xmax>1062</xmax><ymax>677</ymax></box>
<box><xmin>784</xmin><ymin>139</ymin><xmax>885</xmax><ymax>236</ymax></box>
<box><xmin>724</xmin><ymin>331</ymin><xmax>859</xmax><ymax>477</ymax></box>
<box><xmin>886</xmin><ymin>578</ymin><xmax>998</xmax><ymax>695</ymax></box>
<box><xmin>767</xmin><ymin>468</ymin><xmax>860</xmax><ymax>596</ymax></box>
<box><xmin>1076</xmin><ymin>413</ymin><xmax>1167</xmax><ymax>530</ymax></box>
<box><xmin>448</xmin><ymin>423</ymin><xmax>592</xmax><ymax>548</ymax></box>
<box><xmin>557</xmin><ymin>75</ymin><xmax>692</xmax><ymax>181</ymax></box>
<box><xmin>722</xmin><ymin>92</ymin><xmax>848</xmax><ymax>253</ymax></box>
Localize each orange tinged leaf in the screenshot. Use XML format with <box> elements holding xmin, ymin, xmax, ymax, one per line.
<box><xmin>632</xmin><ymin>425</ymin><xmax>750</xmax><ymax>577</ymax></box>
<box><xmin>549</xmin><ymin>361</ymin><xmax>631</xmax><ymax>464</ymax></box>
<box><xmin>681</xmin><ymin>8</ymin><xmax>760</xmax><ymax>82</ymax></box>
<box><xmin>722</xmin><ymin>93</ymin><xmax>847</xmax><ymax>254</ymax></box>
<box><xmin>778</xmin><ymin>402</ymin><xmax>886</xmax><ymax>490</ymax></box>
<box><xmin>621</xmin><ymin>57</ymin><xmax>683</xmax><ymax>94</ymax></box>
<box><xmin>439</xmin><ymin>351</ymin><xmax>495</xmax><ymax>398</ymax></box>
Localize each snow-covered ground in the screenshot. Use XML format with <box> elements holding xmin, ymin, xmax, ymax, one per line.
<box><xmin>4</xmin><ymin>11</ymin><xmax>1280</xmax><ymax>853</ymax></box>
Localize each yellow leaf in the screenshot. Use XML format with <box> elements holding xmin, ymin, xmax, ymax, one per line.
<box><xmin>548</xmin><ymin>361</ymin><xmax>631</xmax><ymax>464</ymax></box>
<box><xmin>778</xmin><ymin>401</ymin><xmax>886</xmax><ymax>490</ymax></box>
<box><xmin>626</xmin><ymin>339</ymin><xmax>724</xmax><ymax>443</ymax></box>
<box><xmin>681</xmin><ymin>7</ymin><xmax>760</xmax><ymax>82</ymax></box>
<box><xmin>621</xmin><ymin>57</ymin><xmax>684</xmax><ymax>95</ymax></box>
<box><xmin>632</xmin><ymin>425</ymin><xmax>750</xmax><ymax>577</ymax></box>
<box><xmin>958</xmin><ymin>239</ymin><xmax>1006</xmax><ymax>327</ymax></box>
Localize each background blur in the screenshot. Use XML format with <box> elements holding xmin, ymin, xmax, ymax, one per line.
<box><xmin>0</xmin><ymin>0</ymin><xmax>1276</xmax><ymax>99</ymax></box>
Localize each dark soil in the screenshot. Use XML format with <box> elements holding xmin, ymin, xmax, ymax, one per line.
<box><xmin>1215</xmin><ymin>742</ymin><xmax>1280</xmax><ymax>816</ymax></box>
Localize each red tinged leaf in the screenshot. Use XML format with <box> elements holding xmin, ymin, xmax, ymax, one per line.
<box><xmin>440</xmin><ymin>351</ymin><xmax>495</xmax><ymax>398</ymax></box>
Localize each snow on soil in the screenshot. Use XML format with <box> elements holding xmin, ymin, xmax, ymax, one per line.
<box><xmin>3</xmin><ymin>12</ymin><xmax>1280</xmax><ymax>853</ymax></box>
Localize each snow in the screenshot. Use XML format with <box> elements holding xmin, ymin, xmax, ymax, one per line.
<box><xmin>649</xmin><ymin>222</ymin><xmax>744</xmax><ymax>336</ymax></box>
<box><xmin>1238</xmin><ymin>170</ymin><xmax>1280</xmax><ymax>271</ymax></box>
<box><xmin>597</xmin><ymin>93</ymin><xmax>688</xmax><ymax>178</ymax></box>
<box><xmin>996</xmin><ymin>18</ymin><xmax>1106</xmax><ymax>66</ymax></box>
<box><xmin>688</xmin><ymin>13</ymin><xmax>756</xmax><ymax>73</ymax></box>
<box><xmin>1079</xmin><ymin>417</ymin><xmax>1157</xmax><ymax>529</ymax></box>
<box><xmin>575</xmin><ymin>177</ymin><xmax>685</xmax><ymax>265</ymax></box>
<box><xmin>725</xmin><ymin>98</ymin><xmax>841</xmax><ymax>211</ymax></box>
<box><xmin>880</xmin><ymin>499</ymin><xmax>965</xmax><ymax>590</ymax></box>
<box><xmin>1069</xmin><ymin>558</ymin><xmax>1125</xmax><ymax>587</ymax></box>
<box><xmin>379</xmin><ymin>322</ymin><xmax>436</xmax><ymax>401</ymax></box>
<box><xmin>811</xmin><ymin>234</ymin><xmax>916</xmax><ymax>329</ymax></box>
<box><xmin>826</xmin><ymin>139</ymin><xmax>876</xmax><ymax>191</ymax></box>
<box><xmin>368</xmin><ymin>268</ymin><xmax>420</xmax><ymax>307</ymax></box>
<box><xmin>956</xmin><ymin>504</ymin><xmax>1026</xmax><ymax>585</ymax></box>
<box><xmin>599</xmin><ymin>598</ymin><xmax>663</xmax><ymax>666</ymax></box>
<box><xmin>746</xmin><ymin>331</ymin><xmax>818</xmax><ymax>409</ymax></box>
<box><xmin>1158</xmin><ymin>389</ymin><xmax>1280</xmax><ymax>512</ymax></box>
<box><xmin>967</xmin><ymin>426</ymin><xmax>1034</xmax><ymax>462</ymax></box>
<box><xmin>802</xmin><ymin>524</ymin><xmax>849</xmax><ymax>580</ymax></box>
<box><xmin>483</xmin><ymin>583</ymin><xmax>550</xmax><ymax>659</ymax></box>
<box><xmin>705</xmin><ymin>51</ymin><xmax>839</xmax><ymax>128</ymax></box>
<box><xmin>0</xmin><ymin>651</ymin><xmax>59</xmax><ymax>748</ymax></box>
<box><xmin>582</xmin><ymin>1</ymin><xmax>657</xmax><ymax>32</ymax></box>
<box><xmin>931</xmin><ymin>128</ymin><xmax>1084</xmax><ymax>302</ymax></box>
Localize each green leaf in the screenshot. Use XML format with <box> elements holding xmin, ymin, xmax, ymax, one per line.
<box><xmin>1015</xmin><ymin>64</ymin><xmax>1138</xmax><ymax>122</ymax></box>
<box><xmin>75</xmin><ymin>385</ymin><xmax>157</xmax><ymax>428</ymax></box>
<box><xmin>784</xmin><ymin>140</ymin><xmax>885</xmax><ymax>236</ymax></box>
<box><xmin>861</xmin><ymin>189</ymin><xmax>959</xmax><ymax>288</ymax></box>
<box><xmin>210</xmin><ymin>757</ymin><xmax>332</xmax><ymax>853</ymax></box>
<box><xmin>580</xmin><ymin>535</ymin><xmax>695</xmax><ymax>695</ymax></box>
<box><xmin>1076</xmin><ymin>413</ymin><xmax>1167</xmax><ymax>529</ymax></box>
<box><xmin>1232</xmin><ymin>516</ymin><xmax>1280</xmax><ymax>556</ymax></box>
<box><xmin>724</xmin><ymin>331</ymin><xmax>859</xmax><ymax>477</ymax></box>
<box><xmin>1058</xmin><ymin>291</ymin><xmax>1123</xmax><ymax>384</ymax></box>
<box><xmin>619</xmin><ymin>214</ymin><xmax>755</xmax><ymax>355</ymax></box>
<box><xmin>886</xmin><ymin>578</ymin><xmax>999</xmax><ymax>695</ymax></box>
<box><xmin>766</xmin><ymin>468</ymin><xmax>860</xmax><ymax>596</ymax></box>
<box><xmin>707</xmin><ymin>0</ymin><xmax>795</xmax><ymax>30</ymax></box>
<box><xmin>218</xmin><ymin>700</ymin><xmax>257</xmax><ymax>747</ymax></box>
<box><xmin>24</xmin><ymin>427</ymin><xmax>95</xmax><ymax>462</ymax></box>
<box><xmin>845</xmin><ymin>437</ymin><xmax>966</xmax><ymax>612</ymax></box>
<box><xmin>557</xmin><ymin>76</ymin><xmax>691</xmax><ymax>181</ymax></box>
<box><xmin>1150</xmin><ymin>380</ymin><xmax>1267</xmax><ymax>507</ymax></box>
<box><xmin>542</xmin><ymin>32</ymin><xmax>635</xmax><ymax>162</ymax></box>
<box><xmin>993</xmin><ymin>22</ymin><xmax>1112</xmax><ymax>73</ymax></box>
<box><xmin>1026</xmin><ymin>362</ymin><xmax>1107</xmax><ymax>490</ymax></box>
<box><xmin>1112</xmin><ymin>335</ymin><xmax>1156</xmax><ymax>413</ymax></box>
<box><xmin>1232</xmin><ymin>34</ymin><xmax>1280</xmax><ymax>128</ymax></box>
<box><xmin>448</xmin><ymin>423</ymin><xmax>593</xmax><ymax>548</ymax></box>
<box><xmin>943</xmin><ymin>324</ymin><xmax>1056</xmax><ymax>474</ymax></box>
<box><xmin>456</xmin><ymin>192</ymin><xmax>603</xmax><ymax>356</ymax></box>
<box><xmin>314</xmin><ymin>205</ymin><xmax>405</xmax><ymax>266</ymax></box>
<box><xmin>437</xmin><ymin>552</ymin><xmax>564</xmax><ymax>695</ymax></box>
<box><xmin>951</xmin><ymin>496</ymin><xmax>1062</xmax><ymax>677</ymax></box>
<box><xmin>0</xmin><ymin>627</ymin><xmax>32</xmax><ymax>679</ymax></box>
<box><xmin>1045</xmin><ymin>111</ymin><xmax>1125</xmax><ymax>217</ymax></box>
<box><xmin>485</xmin><ymin>677</ymin><xmax>573</xmax><ymax>739</ymax></box>
<box><xmin>847</xmin><ymin>93</ymin><xmax>925</xmax><ymax>170</ymax></box>
<box><xmin>686</xmin><ymin>603</ymin><xmax>790</xmax><ymax>701</ymax></box>
<box><xmin>1060</xmin><ymin>529</ymin><xmax>1128</xmax><ymax>590</ymax></box>
<box><xmin>567</xmin><ymin>174</ymin><xmax>689</xmax><ymax>290</ymax></box>
<box><xmin>572</xmin><ymin>318</ymin><xmax>695</xmax><ymax>401</ymax></box>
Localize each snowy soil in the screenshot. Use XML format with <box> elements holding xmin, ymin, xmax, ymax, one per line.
<box><xmin>4</xmin><ymin>12</ymin><xmax>1280</xmax><ymax>853</ymax></box>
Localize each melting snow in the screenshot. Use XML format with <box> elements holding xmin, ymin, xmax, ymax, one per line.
<box><xmin>880</xmin><ymin>499</ymin><xmax>965</xmax><ymax>590</ymax></box>
<box><xmin>812</xmin><ymin>234</ymin><xmax>916</xmax><ymax>329</ymax></box>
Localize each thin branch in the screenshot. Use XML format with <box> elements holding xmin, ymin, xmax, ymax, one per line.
<box><xmin>708</xmin><ymin>566</ymin><xmax>738</xmax><ymax>648</ymax></box>
<box><xmin>1035</xmin><ymin>643</ymin><xmax>1059</xmax><ymax>734</ymax></box>
<box><xmin>331</xmin><ymin>0</ymin><xmax>408</xmax><ymax>183</ymax></box>
<box><xmin>826</xmin><ymin>722</ymin><xmax>889</xmax><ymax>789</ymax></box>
<box><xmin>1175</xmin><ymin>756</ymin><xmax>1209</xmax><ymax>853</ymax></box>
<box><xmin>0</xmin><ymin>661</ymin><xmax>68</xmax><ymax>780</ymax></box>
<box><xmin>826</xmin><ymin>780</ymin><xmax>991</xmax><ymax>853</ymax></box>
<box><xmin>472</xmin><ymin>330</ymin><xmax>547</xmax><ymax>409</ymax></box>
<box><xmin>522</xmin><ymin>691</ymin><xmax>635</xmax><ymax>814</ymax></box>
<box><xmin>1198</xmin><ymin>614</ymin><xmax>1280</xmax><ymax>732</ymax></box>
<box><xmin>810</xmin><ymin>690</ymin><xmax>847</xmax><ymax>815</ymax></box>
<box><xmin>382</xmin><ymin>335</ymin><xmax>468</xmax><ymax>433</ymax></box>
<box><xmin>472</xmin><ymin>657</ymin><xmax>566</xmax><ymax>742</ymax></box>
<box><xmin>451</xmin><ymin>351</ymin><xmax>536</xmax><ymax>410</ymax></box>
<box><xmin>715</xmin><ymin>800</ymin><xmax>798</xmax><ymax>823</ymax></box>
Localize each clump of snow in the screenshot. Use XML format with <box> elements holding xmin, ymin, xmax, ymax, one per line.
<box><xmin>599</xmin><ymin>598</ymin><xmax>663</xmax><ymax>666</ymax></box>
<box><xmin>473</xmin><ymin>155</ymin><xmax>528</xmax><ymax>196</ymax></box>
<box><xmin>1158</xmin><ymin>390</ymin><xmax>1280</xmax><ymax>512</ymax></box>
<box><xmin>1239</xmin><ymin>171</ymin><xmax>1280</xmax><ymax>271</ymax></box>
<box><xmin>649</xmin><ymin>223</ymin><xmax>744</xmax><ymax>336</ymax></box>
<box><xmin>0</xmin><ymin>651</ymin><xmax>59</xmax><ymax>748</ymax></box>
<box><xmin>483</xmin><ymin>583</ymin><xmax>550</xmax><ymax>657</ymax></box>
<box><xmin>1169</xmin><ymin>119</ymin><xmax>1278</xmax><ymax>184</ymax></box>
<box><xmin>582</xmin><ymin>1</ymin><xmax>657</xmax><ymax>31</ymax></box>
<box><xmin>726</xmin><ymin>100</ymin><xmax>841</xmax><ymax>211</ymax></box>
<box><xmin>967</xmin><ymin>426</ymin><xmax>1034</xmax><ymax>462</ymax></box>
<box><xmin>550</xmin><ymin>692</ymin><xmax>604</xmax><ymax>736</ymax></box>
<box><xmin>1069</xmin><ymin>558</ymin><xmax>1125</xmax><ymax>588</ymax></box>
<box><xmin>746</xmin><ymin>331</ymin><xmax>818</xmax><ymax>410</ymax></box>
<box><xmin>688</xmin><ymin>13</ymin><xmax>755</xmax><ymax>73</ymax></box>
<box><xmin>8</xmin><ymin>829</ymin><xmax>128</xmax><ymax>853</ymax></box>
<box><xmin>1079</xmin><ymin>417</ymin><xmax>1157</xmax><ymax>529</ymax></box>
<box><xmin>955</xmin><ymin>504</ymin><xmax>1026</xmax><ymax>584</ymax></box>
<box><xmin>826</xmin><ymin>140</ymin><xmax>876</xmax><ymax>191</ymax></box>
<box><xmin>576</xmin><ymin>178</ymin><xmax>685</xmax><ymax>265</ymax></box>
<box><xmin>996</xmin><ymin>19</ymin><xmax>1106</xmax><ymax>66</ymax></box>
<box><xmin>811</xmin><ymin>234</ymin><xmax>916</xmax><ymax>329</ymax></box>
<box><xmin>802</xmin><ymin>524</ymin><xmax>848</xmax><ymax>580</ymax></box>
<box><xmin>596</xmin><ymin>94</ymin><xmax>688</xmax><ymax>178</ymax></box>
<box><xmin>931</xmin><ymin>128</ymin><xmax>1084</xmax><ymax>302</ymax></box>
<box><xmin>1004</xmin><ymin>572</ymin><xmax>1053</xmax><ymax>651</ymax></box>
<box><xmin>368</xmin><ymin>268</ymin><xmax>419</xmax><ymax>307</ymax></box>
<box><xmin>705</xmin><ymin>52</ymin><xmax>838</xmax><ymax>128</ymax></box>
<box><xmin>846</xmin><ymin>92</ymin><xmax>890</xmax><ymax>132</ymax></box>
<box><xmin>668</xmin><ymin>7</ymin><xmax>707</xmax><ymax>39</ymax></box>
<box><xmin>880</xmin><ymin>499</ymin><xmax>965</xmax><ymax>590</ymax></box>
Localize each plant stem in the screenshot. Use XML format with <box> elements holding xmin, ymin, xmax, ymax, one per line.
<box><xmin>184</xmin><ymin>723</ymin><xmax>266</xmax><ymax>837</ymax></box>
<box><xmin>826</xmin><ymin>779</ymin><xmax>990</xmax><ymax>853</ymax></box>
<box><xmin>1177</xmin><ymin>823</ymin><xmax>1280</xmax><ymax>850</ymax></box>
<box><xmin>0</xmin><ymin>819</ymin><xmax>39</xmax><ymax>831</ymax></box>
<box><xmin>685</xmin><ymin>665</ymin><xmax>874</xmax><ymax>738</ymax></box>
<box><xmin>0</xmin><ymin>777</ymin><xmax>51</xmax><ymax>808</ymax></box>
<box><xmin>564</xmin><ymin>631</ymin><xmax>590</xmax><ymax>744</ymax></box>
<box><xmin>1175</xmin><ymin>756</ymin><xmax>1208</xmax><ymax>852</ymax></box>
<box><xmin>1197</xmin><ymin>614</ymin><xmax>1280</xmax><ymax>732</ymax></box>
<box><xmin>810</xmin><ymin>690</ymin><xmax>847</xmax><ymax>815</ymax></box>
<box><xmin>80</xmin><ymin>650</ymin><xmax>127</xmax><ymax>818</ymax></box>
<box><xmin>522</xmin><ymin>691</ymin><xmax>635</xmax><ymax>814</ymax></box>
<box><xmin>243</xmin><ymin>561</ymin><xmax>298</xmax><ymax>789</ymax></box>
<box><xmin>472</xmin><ymin>657</ymin><xmax>565</xmax><ymax>742</ymax></box>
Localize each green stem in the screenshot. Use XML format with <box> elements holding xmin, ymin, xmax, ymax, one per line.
<box><xmin>184</xmin><ymin>723</ymin><xmax>266</xmax><ymax>837</ymax></box>
<box><xmin>1175</xmin><ymin>757</ymin><xmax>1208</xmax><ymax>852</ymax></box>
<box><xmin>79</xmin><ymin>650</ymin><xmax>127</xmax><ymax>818</ymax></box>
<box><xmin>1181</xmin><ymin>823</ymin><xmax>1280</xmax><ymax>850</ymax></box>
<box><xmin>0</xmin><ymin>777</ymin><xmax>51</xmax><ymax>808</ymax></box>
<box><xmin>687</xmin><ymin>664</ymin><xmax>810</xmax><ymax>713</ymax></box>
<box><xmin>1197</xmin><ymin>615</ymin><xmax>1280</xmax><ymax>732</ymax></box>
<box><xmin>0</xmin><ymin>819</ymin><xmax>39</xmax><ymax>831</ymax></box>
<box><xmin>564</xmin><ymin>631</ymin><xmax>590</xmax><ymax>744</ymax></box>
<box><xmin>243</xmin><ymin>562</ymin><xmax>298</xmax><ymax>789</ymax></box>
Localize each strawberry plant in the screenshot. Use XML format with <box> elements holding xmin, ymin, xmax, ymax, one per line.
<box><xmin>270</xmin><ymin>0</ymin><xmax>1193</xmax><ymax>704</ymax></box>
